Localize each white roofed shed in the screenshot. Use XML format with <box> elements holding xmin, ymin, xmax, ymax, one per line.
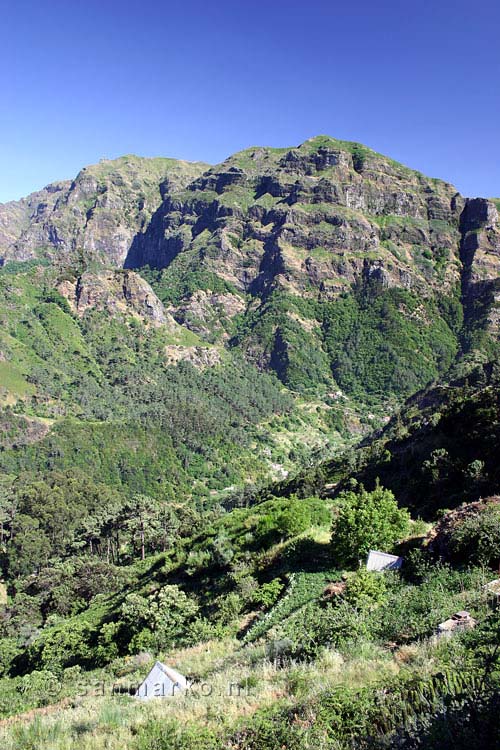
<box><xmin>135</xmin><ymin>661</ymin><xmax>188</xmax><ymax>700</ymax></box>
<box><xmin>366</xmin><ymin>550</ymin><xmax>403</xmax><ymax>572</ymax></box>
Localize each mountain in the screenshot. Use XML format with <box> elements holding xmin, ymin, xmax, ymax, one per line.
<box><xmin>0</xmin><ymin>155</ymin><xmax>207</xmax><ymax>266</ymax></box>
<box><xmin>3</xmin><ymin>136</ymin><xmax>498</xmax><ymax>403</ymax></box>
<box><xmin>135</xmin><ymin>136</ymin><xmax>498</xmax><ymax>398</ymax></box>
<box><xmin>0</xmin><ymin>138</ymin><xmax>500</xmax><ymax>748</ymax></box>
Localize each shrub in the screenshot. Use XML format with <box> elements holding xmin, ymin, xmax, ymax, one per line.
<box><xmin>449</xmin><ymin>503</ymin><xmax>500</xmax><ymax>568</ymax></box>
<box><xmin>255</xmin><ymin>499</ymin><xmax>312</xmax><ymax>547</ymax></box>
<box><xmin>122</xmin><ymin>585</ymin><xmax>199</xmax><ymax>654</ymax></box>
<box><xmin>331</xmin><ymin>484</ymin><xmax>411</xmax><ymax>567</ymax></box>
<box><xmin>343</xmin><ymin>569</ymin><xmax>387</xmax><ymax>608</ymax></box>
<box><xmin>252</xmin><ymin>579</ymin><xmax>284</xmax><ymax>610</ymax></box>
<box><xmin>17</xmin><ymin>669</ymin><xmax>60</xmax><ymax>707</ymax></box>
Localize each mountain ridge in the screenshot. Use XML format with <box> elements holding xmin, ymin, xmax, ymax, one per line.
<box><xmin>1</xmin><ymin>136</ymin><xmax>499</xmax><ymax>401</ymax></box>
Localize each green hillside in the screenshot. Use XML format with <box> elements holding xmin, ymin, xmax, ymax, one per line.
<box><xmin>0</xmin><ymin>139</ymin><xmax>499</xmax><ymax>748</ymax></box>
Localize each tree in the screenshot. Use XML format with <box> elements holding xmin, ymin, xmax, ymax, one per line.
<box><xmin>122</xmin><ymin>494</ymin><xmax>163</xmax><ymax>560</ymax></box>
<box><xmin>0</xmin><ymin>474</ymin><xmax>17</xmax><ymax>550</ymax></box>
<box><xmin>8</xmin><ymin>515</ymin><xmax>51</xmax><ymax>578</ymax></box>
<box><xmin>255</xmin><ymin>498</ymin><xmax>312</xmax><ymax>547</ymax></box>
<box><xmin>121</xmin><ymin>585</ymin><xmax>199</xmax><ymax>654</ymax></box>
<box><xmin>331</xmin><ymin>483</ymin><xmax>410</xmax><ymax>567</ymax></box>
<box><xmin>274</xmin><ymin>501</ymin><xmax>312</xmax><ymax>541</ymax></box>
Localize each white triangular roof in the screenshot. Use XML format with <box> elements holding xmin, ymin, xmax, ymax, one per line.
<box><xmin>366</xmin><ymin>550</ymin><xmax>403</xmax><ymax>571</ymax></box>
<box><xmin>135</xmin><ymin>661</ymin><xmax>187</xmax><ymax>699</ymax></box>
<box><xmin>155</xmin><ymin>661</ymin><xmax>187</xmax><ymax>687</ymax></box>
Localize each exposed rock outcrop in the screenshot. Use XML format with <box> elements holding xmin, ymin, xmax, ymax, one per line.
<box><xmin>4</xmin><ymin>137</ymin><xmax>499</xmax><ymax>393</ymax></box>
<box><xmin>0</xmin><ymin>156</ymin><xmax>208</xmax><ymax>267</ymax></box>
<box><xmin>59</xmin><ymin>269</ymin><xmax>176</xmax><ymax>328</ymax></box>
<box><xmin>163</xmin><ymin>344</ymin><xmax>222</xmax><ymax>368</ymax></box>
<box><xmin>170</xmin><ymin>289</ymin><xmax>246</xmax><ymax>339</ymax></box>
<box><xmin>459</xmin><ymin>198</ymin><xmax>500</xmax><ymax>336</ymax></box>
<box><xmin>126</xmin><ymin>136</ymin><xmax>464</xmax><ymax>301</ymax></box>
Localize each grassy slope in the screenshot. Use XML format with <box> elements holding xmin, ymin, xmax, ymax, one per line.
<box><xmin>0</xmin><ymin>499</ymin><xmax>494</xmax><ymax>749</ymax></box>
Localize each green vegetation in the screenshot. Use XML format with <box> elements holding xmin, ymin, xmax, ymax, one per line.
<box><xmin>447</xmin><ymin>502</ymin><xmax>500</xmax><ymax>568</ymax></box>
<box><xmin>331</xmin><ymin>484</ymin><xmax>411</xmax><ymax>566</ymax></box>
<box><xmin>321</xmin><ymin>287</ymin><xmax>458</xmax><ymax>400</ymax></box>
<box><xmin>0</xmin><ymin>137</ymin><xmax>499</xmax><ymax>748</ymax></box>
<box><xmin>283</xmin><ymin>361</ymin><xmax>500</xmax><ymax>518</ymax></box>
<box><xmin>0</xmin><ymin>486</ymin><xmax>497</xmax><ymax>748</ymax></box>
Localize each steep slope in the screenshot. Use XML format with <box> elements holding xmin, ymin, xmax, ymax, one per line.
<box><xmin>0</xmin><ymin>155</ymin><xmax>208</xmax><ymax>267</ymax></box>
<box><xmin>0</xmin><ymin>260</ymin><xmax>348</xmax><ymax>510</ymax></box>
<box><xmin>2</xmin><ymin>138</ymin><xmax>499</xmax><ymax>401</ymax></box>
<box><xmin>0</xmin><ymin>141</ymin><xmax>499</xmax><ymax>749</ymax></box>
<box><xmin>459</xmin><ymin>197</ymin><xmax>500</xmax><ymax>356</ymax></box>
<box><xmin>280</xmin><ymin>360</ymin><xmax>500</xmax><ymax>518</ymax></box>
<box><xmin>126</xmin><ymin>136</ymin><xmax>500</xmax><ymax>398</ymax></box>
<box><xmin>128</xmin><ymin>136</ymin><xmax>465</xmax><ymax>294</ymax></box>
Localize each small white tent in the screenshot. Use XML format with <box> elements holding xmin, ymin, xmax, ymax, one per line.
<box><xmin>135</xmin><ymin>661</ymin><xmax>188</xmax><ymax>699</ymax></box>
<box><xmin>366</xmin><ymin>550</ymin><xmax>403</xmax><ymax>572</ymax></box>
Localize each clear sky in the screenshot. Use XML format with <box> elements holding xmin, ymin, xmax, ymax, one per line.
<box><xmin>1</xmin><ymin>0</ymin><xmax>499</xmax><ymax>202</ymax></box>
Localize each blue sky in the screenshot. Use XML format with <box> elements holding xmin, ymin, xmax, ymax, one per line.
<box><xmin>1</xmin><ymin>0</ymin><xmax>499</xmax><ymax>202</ymax></box>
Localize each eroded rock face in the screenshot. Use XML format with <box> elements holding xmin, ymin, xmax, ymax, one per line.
<box><xmin>114</xmin><ymin>137</ymin><xmax>499</xmax><ymax>387</ymax></box>
<box><xmin>460</xmin><ymin>199</ymin><xmax>500</xmax><ymax>285</ymax></box>
<box><xmin>170</xmin><ymin>290</ymin><xmax>246</xmax><ymax>339</ymax></box>
<box><xmin>0</xmin><ymin>182</ymin><xmax>70</xmax><ymax>261</ymax></box>
<box><xmin>0</xmin><ymin>156</ymin><xmax>208</xmax><ymax>267</ymax></box>
<box><xmin>163</xmin><ymin>344</ymin><xmax>222</xmax><ymax>368</ymax></box>
<box><xmin>460</xmin><ymin>198</ymin><xmax>500</xmax><ymax>336</ymax></box>
<box><xmin>128</xmin><ymin>136</ymin><xmax>464</xmax><ymax>300</ymax></box>
<box><xmin>59</xmin><ymin>270</ymin><xmax>176</xmax><ymax>328</ymax></box>
<box><xmin>4</xmin><ymin>137</ymin><xmax>500</xmax><ymax>392</ymax></box>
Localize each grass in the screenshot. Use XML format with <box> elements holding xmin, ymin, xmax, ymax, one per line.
<box><xmin>0</xmin><ymin>630</ymin><xmax>472</xmax><ymax>750</ymax></box>
<box><xmin>0</xmin><ymin>496</ymin><xmax>492</xmax><ymax>749</ymax></box>
<box><xmin>0</xmin><ymin>361</ymin><xmax>35</xmax><ymax>403</ymax></box>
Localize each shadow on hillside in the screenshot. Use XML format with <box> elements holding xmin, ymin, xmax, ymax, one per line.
<box><xmin>266</xmin><ymin>537</ymin><xmax>339</xmax><ymax>578</ymax></box>
<box><xmin>123</xmin><ymin>201</ymin><xmax>184</xmax><ymax>270</ymax></box>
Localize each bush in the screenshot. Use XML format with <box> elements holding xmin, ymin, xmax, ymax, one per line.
<box><xmin>255</xmin><ymin>498</ymin><xmax>313</xmax><ymax>547</ymax></box>
<box><xmin>17</xmin><ymin>669</ymin><xmax>60</xmax><ymax>707</ymax></box>
<box><xmin>252</xmin><ymin>579</ymin><xmax>284</xmax><ymax>610</ymax></box>
<box><xmin>121</xmin><ymin>585</ymin><xmax>199</xmax><ymax>654</ymax></box>
<box><xmin>331</xmin><ymin>484</ymin><xmax>411</xmax><ymax>567</ymax></box>
<box><xmin>343</xmin><ymin>569</ymin><xmax>387</xmax><ymax>608</ymax></box>
<box><xmin>449</xmin><ymin>503</ymin><xmax>500</xmax><ymax>568</ymax></box>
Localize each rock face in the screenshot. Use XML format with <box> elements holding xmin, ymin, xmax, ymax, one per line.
<box><xmin>459</xmin><ymin>198</ymin><xmax>500</xmax><ymax>334</ymax></box>
<box><xmin>59</xmin><ymin>269</ymin><xmax>177</xmax><ymax>328</ymax></box>
<box><xmin>170</xmin><ymin>289</ymin><xmax>246</xmax><ymax>340</ymax></box>
<box><xmin>4</xmin><ymin>137</ymin><xmax>500</xmax><ymax>397</ymax></box>
<box><xmin>0</xmin><ymin>182</ymin><xmax>70</xmax><ymax>261</ymax></box>
<box><xmin>0</xmin><ymin>155</ymin><xmax>208</xmax><ymax>266</ymax></box>
<box><xmin>163</xmin><ymin>344</ymin><xmax>222</xmax><ymax>368</ymax></box>
<box><xmin>120</xmin><ymin>137</ymin><xmax>495</xmax><ymax>394</ymax></box>
<box><xmin>127</xmin><ymin>136</ymin><xmax>464</xmax><ymax>298</ymax></box>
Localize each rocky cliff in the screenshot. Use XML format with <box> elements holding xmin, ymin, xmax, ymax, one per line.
<box><xmin>2</xmin><ymin>137</ymin><xmax>499</xmax><ymax>400</ymax></box>
<box><xmin>128</xmin><ymin>136</ymin><xmax>466</xmax><ymax>297</ymax></box>
<box><xmin>0</xmin><ymin>155</ymin><xmax>207</xmax><ymax>267</ymax></box>
<box><xmin>58</xmin><ymin>269</ymin><xmax>177</xmax><ymax>327</ymax></box>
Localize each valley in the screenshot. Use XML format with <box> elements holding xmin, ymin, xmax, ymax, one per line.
<box><xmin>0</xmin><ymin>136</ymin><xmax>499</xmax><ymax>749</ymax></box>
